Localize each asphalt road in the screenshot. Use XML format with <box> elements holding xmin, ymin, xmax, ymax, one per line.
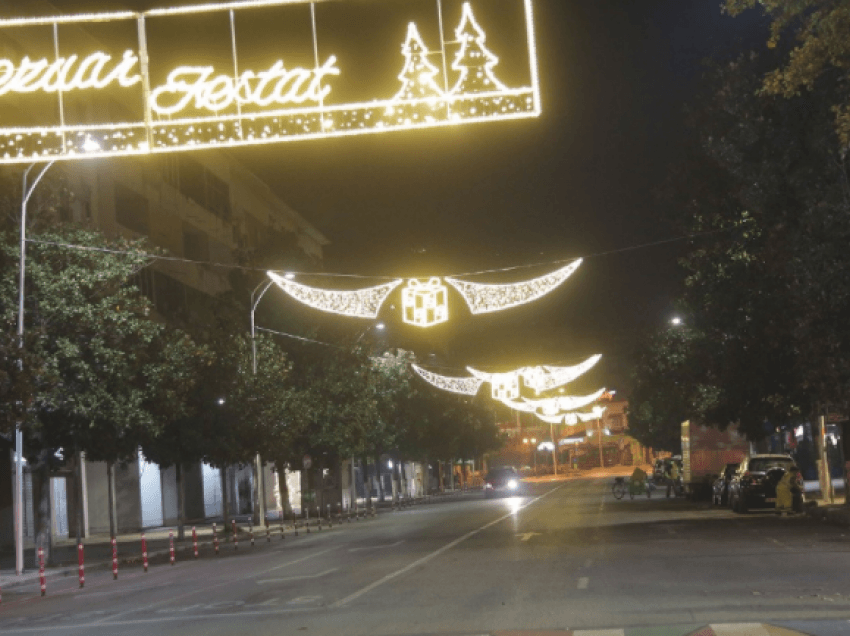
<box><xmin>1</xmin><ymin>477</ymin><xmax>849</xmax><ymax>635</ymax></box>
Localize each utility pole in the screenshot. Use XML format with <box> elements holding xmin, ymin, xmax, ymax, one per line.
<box><xmin>597</xmin><ymin>417</ymin><xmax>604</xmax><ymax>469</ymax></box>
<box><xmin>818</xmin><ymin>414</ymin><xmax>834</xmax><ymax>504</ymax></box>
<box><xmin>550</xmin><ymin>422</ymin><xmax>557</xmax><ymax>475</ymax></box>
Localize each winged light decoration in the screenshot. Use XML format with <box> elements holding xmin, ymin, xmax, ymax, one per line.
<box><xmin>411</xmin><ymin>364</ymin><xmax>484</xmax><ymax>396</ymax></box>
<box><xmin>467</xmin><ymin>367</ymin><xmax>521</xmax><ymax>400</ymax></box>
<box><xmin>445</xmin><ymin>259</ymin><xmax>582</xmax><ymax>315</ymax></box>
<box><xmin>523</xmin><ymin>388</ymin><xmax>607</xmax><ymax>414</ymax></box>
<box><xmin>268</xmin><ymin>272</ymin><xmax>402</xmax><ymax>319</ymax></box>
<box><xmin>521</xmin><ymin>354</ymin><xmax>602</xmax><ymax>394</ymax></box>
<box><xmin>497</xmin><ymin>398</ymin><xmax>539</xmax><ymax>413</ymax></box>
<box><xmin>534</xmin><ymin>412</ymin><xmax>566</xmax><ymax>425</ymax></box>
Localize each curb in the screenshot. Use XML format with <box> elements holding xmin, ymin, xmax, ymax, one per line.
<box><xmin>804</xmin><ymin>502</ymin><xmax>850</xmax><ymax>526</ymax></box>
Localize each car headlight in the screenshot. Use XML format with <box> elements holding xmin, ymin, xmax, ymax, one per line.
<box><xmin>507</xmin><ymin>479</ymin><xmax>518</xmax><ymax>490</ymax></box>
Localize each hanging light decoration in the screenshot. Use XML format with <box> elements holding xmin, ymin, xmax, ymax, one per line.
<box><xmin>467</xmin><ymin>367</ymin><xmax>521</xmax><ymax>400</ymax></box>
<box><xmin>445</xmin><ymin>259</ymin><xmax>582</xmax><ymax>315</ymax></box>
<box><xmin>268</xmin><ymin>272</ymin><xmax>402</xmax><ymax>319</ymax></box>
<box><xmin>534</xmin><ymin>412</ymin><xmax>565</xmax><ymax>425</ymax></box>
<box><xmin>521</xmin><ymin>354</ymin><xmax>602</xmax><ymax>394</ymax></box>
<box><xmin>411</xmin><ymin>364</ymin><xmax>483</xmax><ymax>396</ymax></box>
<box><xmin>497</xmin><ymin>398</ymin><xmax>538</xmax><ymax>413</ymax></box>
<box><xmin>523</xmin><ymin>388</ymin><xmax>607</xmax><ymax>414</ymax></box>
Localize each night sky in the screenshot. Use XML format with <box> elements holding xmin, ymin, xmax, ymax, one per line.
<box><xmin>9</xmin><ymin>0</ymin><xmax>766</xmax><ymax>395</ymax></box>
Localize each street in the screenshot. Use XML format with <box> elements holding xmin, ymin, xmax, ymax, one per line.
<box><xmin>1</xmin><ymin>477</ymin><xmax>849</xmax><ymax>635</ymax></box>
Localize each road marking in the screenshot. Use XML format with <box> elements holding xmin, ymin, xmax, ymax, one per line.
<box><xmin>89</xmin><ymin>547</ymin><xmax>336</xmax><ymax>625</ymax></box>
<box><xmin>256</xmin><ymin>568</ymin><xmax>338</xmax><ymax>584</ymax></box>
<box><xmin>287</xmin><ymin>596</ymin><xmax>323</xmax><ymax>605</ymax></box>
<box><xmin>348</xmin><ymin>540</ymin><xmax>404</xmax><ymax>552</ymax></box>
<box><xmin>516</xmin><ymin>532</ymin><xmax>541</xmax><ymax>542</ymax></box>
<box><xmin>577</xmin><ymin>577</ymin><xmax>589</xmax><ymax>590</ymax></box>
<box><xmin>331</xmin><ymin>483</ymin><xmax>566</xmax><ymax>608</ymax></box>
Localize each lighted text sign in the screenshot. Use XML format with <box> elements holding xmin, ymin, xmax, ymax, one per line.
<box><xmin>0</xmin><ymin>0</ymin><xmax>540</xmax><ymax>164</ymax></box>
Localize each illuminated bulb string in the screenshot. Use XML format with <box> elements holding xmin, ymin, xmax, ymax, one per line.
<box><xmin>267</xmin><ymin>272</ymin><xmax>402</xmax><ymax>319</ymax></box>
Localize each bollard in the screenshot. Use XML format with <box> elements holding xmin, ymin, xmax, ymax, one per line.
<box><xmin>232</xmin><ymin>519</ymin><xmax>238</xmax><ymax>549</ymax></box>
<box><xmin>280</xmin><ymin>516</ymin><xmax>285</xmax><ymax>540</ymax></box>
<box><xmin>294</xmin><ymin>518</ymin><xmax>299</xmax><ymax>537</ymax></box>
<box><xmin>169</xmin><ymin>530</ymin><xmax>175</xmax><ymax>565</ymax></box>
<box><xmin>78</xmin><ymin>543</ymin><xmax>86</xmax><ymax>586</ymax></box>
<box><xmin>305</xmin><ymin>511</ymin><xmax>310</xmax><ymax>534</ymax></box>
<box><xmin>326</xmin><ymin>504</ymin><xmax>332</xmax><ymax>528</ymax></box>
<box><xmin>250</xmin><ymin>525</ymin><xmax>255</xmax><ymax>547</ymax></box>
<box><xmin>192</xmin><ymin>526</ymin><xmax>198</xmax><ymax>558</ymax></box>
<box><xmin>141</xmin><ymin>533</ymin><xmax>148</xmax><ymax>573</ymax></box>
<box><xmin>338</xmin><ymin>503</ymin><xmax>343</xmax><ymax>525</ymax></box>
<box><xmin>213</xmin><ymin>523</ymin><xmax>219</xmax><ymax>555</ymax></box>
<box><xmin>266</xmin><ymin>519</ymin><xmax>271</xmax><ymax>543</ymax></box>
<box><xmin>38</xmin><ymin>547</ymin><xmax>45</xmax><ymax>596</ymax></box>
<box><xmin>111</xmin><ymin>537</ymin><xmax>118</xmax><ymax>580</ymax></box>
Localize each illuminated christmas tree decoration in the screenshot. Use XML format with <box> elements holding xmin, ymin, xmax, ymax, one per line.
<box><xmin>267</xmin><ymin>272</ymin><xmax>402</xmax><ymax>319</ymax></box>
<box><xmin>446</xmin><ymin>260</ymin><xmax>582</xmax><ymax>315</ymax></box>
<box><xmin>0</xmin><ymin>51</ymin><xmax>141</xmax><ymax>95</ymax></box>
<box><xmin>411</xmin><ymin>364</ymin><xmax>484</xmax><ymax>396</ymax></box>
<box><xmin>450</xmin><ymin>2</ymin><xmax>507</xmax><ymax>95</ymax></box>
<box><xmin>402</xmin><ymin>278</ymin><xmax>449</xmax><ymax>327</ymax></box>
<box><xmin>394</xmin><ymin>23</ymin><xmax>444</xmax><ymax>102</ymax></box>
<box><xmin>150</xmin><ymin>57</ymin><xmax>340</xmax><ymax>116</ymax></box>
<box><xmin>521</xmin><ymin>353</ymin><xmax>602</xmax><ymax>394</ymax></box>
<box><xmin>0</xmin><ymin>0</ymin><xmax>541</xmax><ymax>164</ymax></box>
<box><xmin>522</xmin><ymin>389</ymin><xmax>607</xmax><ymax>414</ymax></box>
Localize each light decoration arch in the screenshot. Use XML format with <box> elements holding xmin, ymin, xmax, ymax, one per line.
<box><xmin>267</xmin><ymin>271</ymin><xmax>401</xmax><ymax>319</ymax></box>
<box><xmin>411</xmin><ymin>364</ymin><xmax>484</xmax><ymax>396</ymax></box>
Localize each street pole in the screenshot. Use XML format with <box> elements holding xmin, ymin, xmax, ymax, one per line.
<box><xmin>550</xmin><ymin>423</ymin><xmax>557</xmax><ymax>475</ymax></box>
<box><xmin>249</xmin><ymin>279</ymin><xmax>274</xmax><ymax>526</ymax></box>
<box><xmin>15</xmin><ymin>161</ymin><xmax>55</xmax><ymax>576</ymax></box>
<box><xmin>597</xmin><ymin>418</ymin><xmax>604</xmax><ymax>469</ymax></box>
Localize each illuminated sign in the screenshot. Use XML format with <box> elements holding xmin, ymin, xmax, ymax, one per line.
<box><xmin>0</xmin><ymin>0</ymin><xmax>540</xmax><ymax>164</ymax></box>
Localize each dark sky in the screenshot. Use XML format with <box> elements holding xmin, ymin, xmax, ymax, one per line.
<box><xmin>11</xmin><ymin>0</ymin><xmax>766</xmax><ymax>395</ymax></box>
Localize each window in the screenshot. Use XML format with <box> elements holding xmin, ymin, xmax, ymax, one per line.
<box><xmin>153</xmin><ymin>271</ymin><xmax>186</xmax><ymax>317</ymax></box>
<box><xmin>114</xmin><ymin>184</ymin><xmax>149</xmax><ymax>235</ymax></box>
<box><xmin>171</xmin><ymin>155</ymin><xmax>232</xmax><ymax>221</ymax></box>
<box><xmin>182</xmin><ymin>223</ymin><xmax>210</xmax><ymax>261</ymax></box>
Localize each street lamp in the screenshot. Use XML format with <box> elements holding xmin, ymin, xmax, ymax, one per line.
<box><xmin>670</xmin><ymin>316</ymin><xmax>683</xmax><ymax>326</ymax></box>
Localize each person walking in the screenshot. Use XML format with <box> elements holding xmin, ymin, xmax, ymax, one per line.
<box><xmin>666</xmin><ymin>460</ymin><xmax>680</xmax><ymax>498</ymax></box>
<box><xmin>776</xmin><ymin>466</ymin><xmax>800</xmax><ymax>516</ymax></box>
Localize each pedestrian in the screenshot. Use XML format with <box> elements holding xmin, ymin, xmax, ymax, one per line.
<box><xmin>666</xmin><ymin>460</ymin><xmax>680</xmax><ymax>498</ymax></box>
<box><xmin>775</xmin><ymin>466</ymin><xmax>800</xmax><ymax>516</ymax></box>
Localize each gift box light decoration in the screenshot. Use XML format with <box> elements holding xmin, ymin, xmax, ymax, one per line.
<box><xmin>402</xmin><ymin>278</ymin><xmax>449</xmax><ymax>327</ymax></box>
<box><xmin>411</xmin><ymin>364</ymin><xmax>484</xmax><ymax>396</ymax></box>
<box><xmin>267</xmin><ymin>272</ymin><xmax>402</xmax><ymax>319</ymax></box>
<box><xmin>265</xmin><ymin>259</ymin><xmax>583</xmax><ymax>327</ymax></box>
<box><xmin>0</xmin><ymin>0</ymin><xmax>540</xmax><ymax>164</ymax></box>
<box><xmin>445</xmin><ymin>260</ymin><xmax>582</xmax><ymax>315</ymax></box>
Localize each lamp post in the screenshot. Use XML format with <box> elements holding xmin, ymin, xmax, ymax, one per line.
<box><xmin>15</xmin><ymin>161</ymin><xmax>55</xmax><ymax>576</ymax></box>
<box><xmin>523</xmin><ymin>438</ymin><xmax>537</xmax><ymax>475</ymax></box>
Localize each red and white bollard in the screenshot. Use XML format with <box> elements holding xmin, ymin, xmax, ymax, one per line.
<box><xmin>78</xmin><ymin>543</ymin><xmax>85</xmax><ymax>587</ymax></box>
<box><xmin>250</xmin><ymin>525</ymin><xmax>255</xmax><ymax>547</ymax></box>
<box><xmin>141</xmin><ymin>533</ymin><xmax>148</xmax><ymax>572</ymax></box>
<box><xmin>111</xmin><ymin>537</ymin><xmax>118</xmax><ymax>580</ymax></box>
<box><xmin>213</xmin><ymin>523</ymin><xmax>219</xmax><ymax>555</ymax></box>
<box><xmin>38</xmin><ymin>547</ymin><xmax>45</xmax><ymax>596</ymax></box>
<box><xmin>192</xmin><ymin>526</ymin><xmax>198</xmax><ymax>558</ymax></box>
<box><xmin>169</xmin><ymin>530</ymin><xmax>175</xmax><ymax>565</ymax></box>
<box><xmin>232</xmin><ymin>519</ymin><xmax>238</xmax><ymax>550</ymax></box>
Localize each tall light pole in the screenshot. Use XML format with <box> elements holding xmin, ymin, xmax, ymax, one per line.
<box><xmin>15</xmin><ymin>161</ymin><xmax>55</xmax><ymax>576</ymax></box>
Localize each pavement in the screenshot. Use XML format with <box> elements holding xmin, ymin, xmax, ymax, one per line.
<box><xmin>1</xmin><ymin>476</ymin><xmax>849</xmax><ymax>635</ymax></box>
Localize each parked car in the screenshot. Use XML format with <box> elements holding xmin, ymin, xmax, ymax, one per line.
<box><xmin>712</xmin><ymin>462</ymin><xmax>739</xmax><ymax>506</ymax></box>
<box><xmin>484</xmin><ymin>466</ymin><xmax>522</xmax><ymax>498</ymax></box>
<box><xmin>728</xmin><ymin>455</ymin><xmax>802</xmax><ymax>513</ymax></box>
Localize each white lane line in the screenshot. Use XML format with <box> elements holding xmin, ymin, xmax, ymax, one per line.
<box><xmin>577</xmin><ymin>577</ymin><xmax>589</xmax><ymax>590</ymax></box>
<box><xmin>256</xmin><ymin>568</ymin><xmax>337</xmax><ymax>584</ymax></box>
<box><xmin>331</xmin><ymin>484</ymin><xmax>565</xmax><ymax>608</ymax></box>
<box><xmin>348</xmin><ymin>540</ymin><xmax>404</xmax><ymax>552</ymax></box>
<box><xmin>90</xmin><ymin>547</ymin><xmax>336</xmax><ymax>625</ymax></box>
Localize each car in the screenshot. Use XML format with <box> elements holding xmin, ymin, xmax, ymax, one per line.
<box><xmin>712</xmin><ymin>462</ymin><xmax>739</xmax><ymax>506</ymax></box>
<box><xmin>728</xmin><ymin>454</ymin><xmax>802</xmax><ymax>513</ymax></box>
<box><xmin>484</xmin><ymin>466</ymin><xmax>522</xmax><ymax>498</ymax></box>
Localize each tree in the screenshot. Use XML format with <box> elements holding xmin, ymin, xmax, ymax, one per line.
<box><xmin>450</xmin><ymin>3</ymin><xmax>507</xmax><ymax>95</ymax></box>
<box><xmin>394</xmin><ymin>23</ymin><xmax>444</xmax><ymax>102</ymax></box>
<box><xmin>725</xmin><ymin>0</ymin><xmax>850</xmax><ymax>147</ymax></box>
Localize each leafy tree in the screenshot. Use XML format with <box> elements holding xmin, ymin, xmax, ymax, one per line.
<box><xmin>725</xmin><ymin>0</ymin><xmax>850</xmax><ymax>147</ymax></box>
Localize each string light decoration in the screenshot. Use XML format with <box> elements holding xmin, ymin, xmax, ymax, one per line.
<box><xmin>521</xmin><ymin>354</ymin><xmax>602</xmax><ymax>394</ymax></box>
<box><xmin>523</xmin><ymin>388</ymin><xmax>607</xmax><ymax>415</ymax></box>
<box><xmin>402</xmin><ymin>278</ymin><xmax>449</xmax><ymax>327</ymax></box>
<box><xmin>446</xmin><ymin>260</ymin><xmax>582</xmax><ymax>315</ymax></box>
<box><xmin>411</xmin><ymin>364</ymin><xmax>484</xmax><ymax>396</ymax></box>
<box><xmin>0</xmin><ymin>0</ymin><xmax>540</xmax><ymax>164</ymax></box>
<box><xmin>467</xmin><ymin>367</ymin><xmax>521</xmax><ymax>401</ymax></box>
<box><xmin>267</xmin><ymin>272</ymin><xmax>402</xmax><ymax>319</ymax></box>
